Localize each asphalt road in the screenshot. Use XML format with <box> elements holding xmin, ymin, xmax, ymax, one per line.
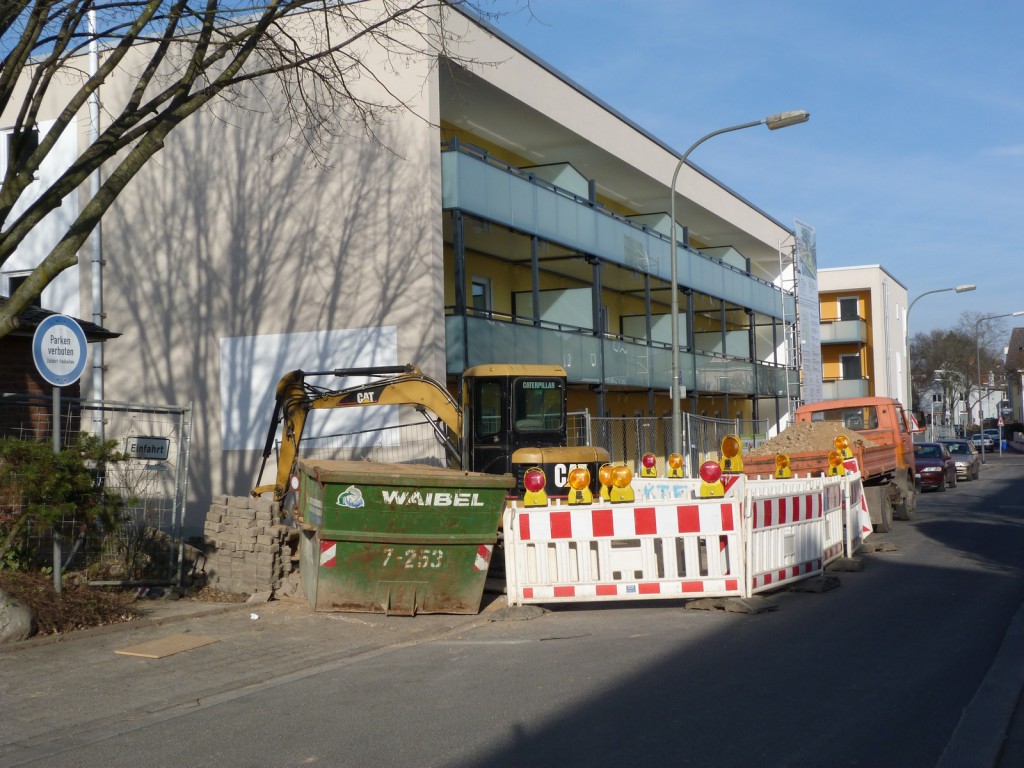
<box><xmin>7</xmin><ymin>454</ymin><xmax>1024</xmax><ymax>768</ymax></box>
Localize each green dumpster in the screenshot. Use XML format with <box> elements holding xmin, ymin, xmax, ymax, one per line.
<box><xmin>295</xmin><ymin>459</ymin><xmax>513</xmax><ymax>616</ymax></box>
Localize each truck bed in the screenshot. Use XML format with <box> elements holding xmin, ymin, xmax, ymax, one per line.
<box><xmin>742</xmin><ymin>442</ymin><xmax>897</xmax><ymax>482</ymax></box>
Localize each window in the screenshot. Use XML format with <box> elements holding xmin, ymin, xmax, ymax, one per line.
<box><xmin>838</xmin><ymin>296</ymin><xmax>859</xmax><ymax>321</ymax></box>
<box><xmin>840</xmin><ymin>354</ymin><xmax>862</xmax><ymax>380</ymax></box>
<box><xmin>809</xmin><ymin>406</ymin><xmax>879</xmax><ymax>431</ymax></box>
<box><xmin>474</xmin><ymin>381</ymin><xmax>502</xmax><ymax>439</ymax></box>
<box><xmin>471</xmin><ymin>277</ymin><xmax>491</xmax><ymax>315</ymax></box>
<box><xmin>5</xmin><ymin>274</ymin><xmax>41</xmax><ymax>308</ymax></box>
<box><xmin>5</xmin><ymin>126</ymin><xmax>39</xmax><ymax>177</ymax></box>
<box><xmin>513</xmin><ymin>378</ymin><xmax>564</xmax><ymax>431</ymax></box>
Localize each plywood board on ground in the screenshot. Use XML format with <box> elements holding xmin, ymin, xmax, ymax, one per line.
<box><xmin>114</xmin><ymin>634</ymin><xmax>219</xmax><ymax>659</ymax></box>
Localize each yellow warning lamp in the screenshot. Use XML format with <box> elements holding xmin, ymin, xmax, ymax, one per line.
<box><xmin>834</xmin><ymin>434</ymin><xmax>853</xmax><ymax>459</ymax></box>
<box><xmin>640</xmin><ymin>452</ymin><xmax>658</xmax><ymax>477</ymax></box>
<box><xmin>826</xmin><ymin>449</ymin><xmax>846</xmax><ymax>476</ymax></box>
<box><xmin>522</xmin><ymin>467</ymin><xmax>549</xmax><ymax>506</ymax></box>
<box><xmin>598</xmin><ymin>463</ymin><xmax>614</xmax><ymax>501</ymax></box>
<box><xmin>609</xmin><ymin>464</ymin><xmax>635</xmax><ymax>503</ymax></box>
<box><xmin>567</xmin><ymin>466</ymin><xmax>593</xmax><ymax>505</ymax></box>
<box><xmin>667</xmin><ymin>452</ymin><xmax>684</xmax><ymax>478</ymax></box>
<box><xmin>774</xmin><ymin>453</ymin><xmax>793</xmax><ymax>479</ymax></box>
<box><xmin>698</xmin><ymin>460</ymin><xmax>725</xmax><ymax>498</ymax></box>
<box><xmin>720</xmin><ymin>434</ymin><xmax>744</xmax><ymax>473</ymax></box>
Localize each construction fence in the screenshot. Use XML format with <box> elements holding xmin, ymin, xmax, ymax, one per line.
<box><xmin>577</xmin><ymin>413</ymin><xmax>769</xmax><ymax>478</ymax></box>
<box><xmin>0</xmin><ymin>393</ymin><xmax>192</xmax><ymax>586</ymax></box>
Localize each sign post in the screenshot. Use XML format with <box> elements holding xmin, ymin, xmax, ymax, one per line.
<box><xmin>32</xmin><ymin>314</ymin><xmax>88</xmax><ymax>593</ymax></box>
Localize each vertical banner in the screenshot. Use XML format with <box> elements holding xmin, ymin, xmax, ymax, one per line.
<box><xmin>794</xmin><ymin>220</ymin><xmax>823</xmax><ymax>404</ymax></box>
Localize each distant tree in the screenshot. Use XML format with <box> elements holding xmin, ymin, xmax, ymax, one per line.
<box><xmin>0</xmin><ymin>0</ymin><xmax>517</xmax><ymax>338</ymax></box>
<box><xmin>910</xmin><ymin>312</ymin><xmax>1012</xmax><ymax>424</ymax></box>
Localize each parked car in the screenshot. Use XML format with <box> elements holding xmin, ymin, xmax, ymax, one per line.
<box><xmin>914</xmin><ymin>442</ymin><xmax>957</xmax><ymax>491</ymax></box>
<box><xmin>939</xmin><ymin>439</ymin><xmax>981</xmax><ymax>481</ymax></box>
<box><xmin>971</xmin><ymin>433</ymin><xmax>995</xmax><ymax>450</ymax></box>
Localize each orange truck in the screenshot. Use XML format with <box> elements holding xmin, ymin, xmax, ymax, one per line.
<box><xmin>741</xmin><ymin>397</ymin><xmax>919</xmax><ymax>532</ymax></box>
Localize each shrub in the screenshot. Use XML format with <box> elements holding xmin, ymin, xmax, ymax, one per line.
<box><xmin>0</xmin><ymin>435</ymin><xmax>129</xmax><ymax>567</ymax></box>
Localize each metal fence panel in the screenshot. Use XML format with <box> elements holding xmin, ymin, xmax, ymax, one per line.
<box><xmin>0</xmin><ymin>393</ymin><xmax>191</xmax><ymax>585</ymax></box>
<box><xmin>586</xmin><ymin>413</ymin><xmax>769</xmax><ymax>477</ymax></box>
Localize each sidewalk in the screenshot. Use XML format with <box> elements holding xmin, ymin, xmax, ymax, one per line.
<box><xmin>0</xmin><ymin>593</ymin><xmax>511</xmax><ymax>767</ymax></box>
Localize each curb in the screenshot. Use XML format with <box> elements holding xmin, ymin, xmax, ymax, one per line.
<box><xmin>937</xmin><ymin>598</ymin><xmax>1024</xmax><ymax>767</ymax></box>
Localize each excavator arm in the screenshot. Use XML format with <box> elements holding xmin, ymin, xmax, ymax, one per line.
<box><xmin>252</xmin><ymin>364</ymin><xmax>463</xmax><ymax>502</ymax></box>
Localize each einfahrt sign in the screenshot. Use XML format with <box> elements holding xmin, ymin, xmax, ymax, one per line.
<box><xmin>32</xmin><ymin>314</ymin><xmax>88</xmax><ymax>387</ymax></box>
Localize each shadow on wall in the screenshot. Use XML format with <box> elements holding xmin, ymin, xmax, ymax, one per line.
<box><xmin>102</xmin><ymin>89</ymin><xmax>439</xmax><ymax>527</ymax></box>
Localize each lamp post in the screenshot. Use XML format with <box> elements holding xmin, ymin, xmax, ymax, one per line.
<box><xmin>668</xmin><ymin>110</ymin><xmax>810</xmax><ymax>455</ymax></box>
<box><xmin>975</xmin><ymin>310</ymin><xmax>1024</xmax><ymax>462</ymax></box>
<box><xmin>905</xmin><ymin>284</ymin><xmax>975</xmax><ymax>415</ymax></box>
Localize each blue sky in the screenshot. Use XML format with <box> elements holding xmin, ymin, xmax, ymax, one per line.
<box><xmin>491</xmin><ymin>1</ymin><xmax>1024</xmax><ymax>336</ymax></box>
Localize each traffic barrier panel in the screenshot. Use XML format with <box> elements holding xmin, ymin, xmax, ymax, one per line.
<box><xmin>742</xmin><ymin>473</ymin><xmax>867</xmax><ymax>562</ymax></box>
<box><xmin>843</xmin><ymin>470</ymin><xmax>872</xmax><ymax>555</ymax></box>
<box><xmin>503</xmin><ymin>483</ymin><xmax>747</xmax><ymax>606</ymax></box>
<box><xmin>505</xmin><ymin>472</ymin><xmax>866</xmax><ymax>606</ymax></box>
<box><xmin>821</xmin><ymin>479</ymin><xmax>846</xmax><ymax>564</ymax></box>
<box><xmin>746</xmin><ymin>485</ymin><xmax>826</xmax><ymax>594</ymax></box>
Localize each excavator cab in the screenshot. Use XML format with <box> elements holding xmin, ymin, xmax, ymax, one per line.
<box><xmin>462</xmin><ymin>365</ymin><xmax>568</xmax><ymax>477</ymax></box>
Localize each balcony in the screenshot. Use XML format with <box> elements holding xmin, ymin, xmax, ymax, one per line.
<box><xmin>440</xmin><ymin>144</ymin><xmax>794</xmax><ymax>321</ymax></box>
<box><xmin>821</xmin><ymin>378</ymin><xmax>871</xmax><ymax>399</ymax></box>
<box><xmin>819</xmin><ymin>318</ymin><xmax>868</xmax><ymax>345</ymax></box>
<box><xmin>445</xmin><ymin>314</ymin><xmax>793</xmax><ymax>397</ymax></box>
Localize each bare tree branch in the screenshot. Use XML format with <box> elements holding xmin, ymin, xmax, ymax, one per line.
<box><xmin>0</xmin><ymin>0</ymin><xmax>526</xmax><ymax>335</ymax></box>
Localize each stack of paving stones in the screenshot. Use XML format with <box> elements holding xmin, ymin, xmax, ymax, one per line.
<box><xmin>202</xmin><ymin>495</ymin><xmax>292</xmax><ymax>597</ymax></box>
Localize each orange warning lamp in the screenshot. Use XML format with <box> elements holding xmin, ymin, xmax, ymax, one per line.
<box><xmin>641</xmin><ymin>452</ymin><xmax>658</xmax><ymax>478</ymax></box>
<box><xmin>598</xmin><ymin>463</ymin><xmax>614</xmax><ymax>501</ymax></box>
<box><xmin>826</xmin><ymin>449</ymin><xmax>846</xmax><ymax>476</ymax></box>
<box><xmin>667</xmin><ymin>452</ymin><xmax>684</xmax><ymax>478</ymax></box>
<box><xmin>774</xmin><ymin>453</ymin><xmax>793</xmax><ymax>479</ymax></box>
<box><xmin>699</xmin><ymin>460</ymin><xmax>725</xmax><ymax>498</ymax></box>
<box><xmin>834</xmin><ymin>434</ymin><xmax>853</xmax><ymax>459</ymax></box>
<box><xmin>720</xmin><ymin>434</ymin><xmax>744</xmax><ymax>473</ymax></box>
<box><xmin>567</xmin><ymin>466</ymin><xmax>593</xmax><ymax>505</ymax></box>
<box><xmin>609</xmin><ymin>464</ymin><xmax>635</xmax><ymax>503</ymax></box>
<box><xmin>523</xmin><ymin>467</ymin><xmax>549</xmax><ymax>506</ymax></box>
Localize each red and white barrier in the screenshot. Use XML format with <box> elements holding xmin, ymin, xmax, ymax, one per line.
<box><xmin>504</xmin><ymin>472</ymin><xmax>868</xmax><ymax>607</ymax></box>
<box><xmin>843</xmin><ymin>471</ymin><xmax>872</xmax><ymax>555</ymax></box>
<box><xmin>503</xmin><ymin>482</ymin><xmax>746</xmax><ymax>605</ymax></box>
<box><xmin>822</xmin><ymin>481</ymin><xmax>846</xmax><ymax>565</ymax></box>
<box><xmin>747</xmin><ymin>486</ymin><xmax>833</xmax><ymax>594</ymax></box>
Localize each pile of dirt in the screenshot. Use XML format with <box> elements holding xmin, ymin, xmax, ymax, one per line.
<box><xmin>0</xmin><ymin>570</ymin><xmax>139</xmax><ymax>635</ymax></box>
<box><xmin>748</xmin><ymin>421</ymin><xmax>877</xmax><ymax>456</ymax></box>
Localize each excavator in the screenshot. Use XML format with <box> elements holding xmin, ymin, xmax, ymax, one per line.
<box><xmin>252</xmin><ymin>363</ymin><xmax>609</xmax><ymax>504</ymax></box>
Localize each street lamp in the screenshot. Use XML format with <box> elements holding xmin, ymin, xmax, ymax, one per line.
<box><xmin>905</xmin><ymin>284</ymin><xmax>976</xmax><ymax>414</ymax></box>
<box><xmin>668</xmin><ymin>110</ymin><xmax>810</xmax><ymax>455</ymax></box>
<box><xmin>975</xmin><ymin>310</ymin><xmax>1024</xmax><ymax>462</ymax></box>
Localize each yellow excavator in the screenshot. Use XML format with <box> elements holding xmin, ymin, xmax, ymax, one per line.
<box><xmin>252</xmin><ymin>363</ymin><xmax>608</xmax><ymax>504</ymax></box>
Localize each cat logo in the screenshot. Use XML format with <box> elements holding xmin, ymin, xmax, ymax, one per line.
<box><xmin>356</xmin><ymin>392</ymin><xmax>376</xmax><ymax>404</ymax></box>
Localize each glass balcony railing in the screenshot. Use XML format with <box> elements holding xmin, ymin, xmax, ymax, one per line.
<box><xmin>441</xmin><ymin>145</ymin><xmax>794</xmax><ymax>321</ymax></box>
<box><xmin>819</xmin><ymin>318</ymin><xmax>868</xmax><ymax>344</ymax></box>
<box><xmin>822</xmin><ymin>378</ymin><xmax>871</xmax><ymax>399</ymax></box>
<box><xmin>446</xmin><ymin>314</ymin><xmax>793</xmax><ymax>397</ymax></box>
